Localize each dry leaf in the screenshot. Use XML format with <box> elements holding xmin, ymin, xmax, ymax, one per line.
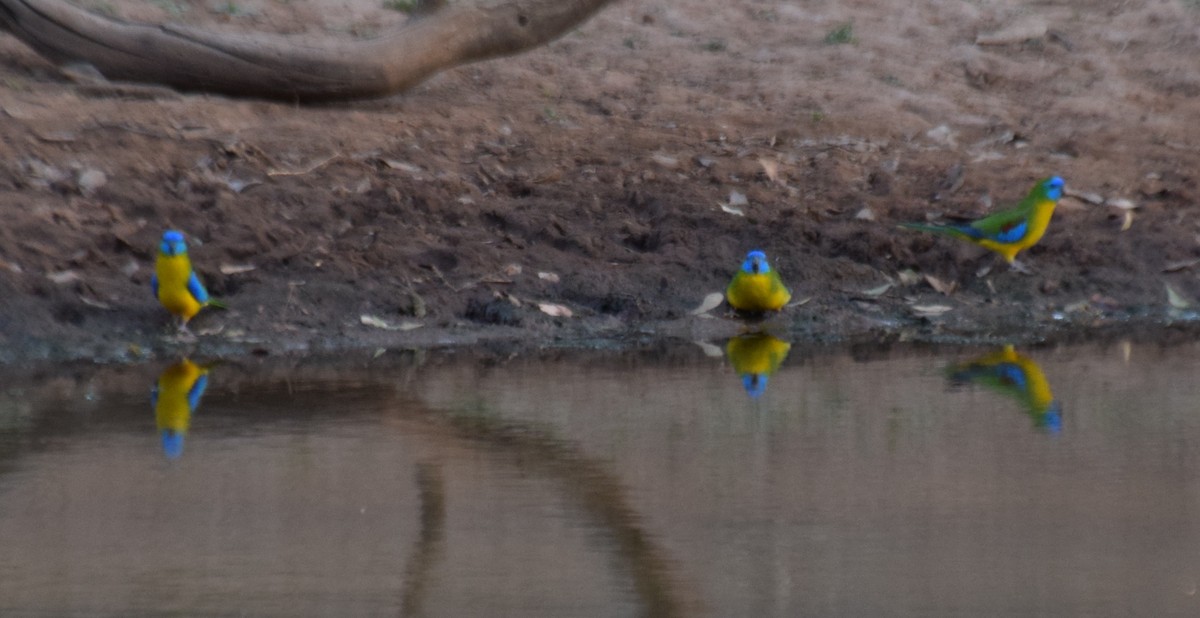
<box><xmin>911</xmin><ymin>304</ymin><xmax>952</xmax><ymax>316</ymax></box>
<box><xmin>79</xmin><ymin>296</ymin><xmax>112</xmax><ymax>310</ymax></box>
<box><xmin>46</xmin><ymin>270</ymin><xmax>81</xmax><ymax>285</ymax></box>
<box><xmin>652</xmin><ymin>153</ymin><xmax>679</xmax><ymax>169</ymax></box>
<box><xmin>1106</xmin><ymin>197</ymin><xmax>1138</xmax><ymax>210</ymax></box>
<box><xmin>924</xmin><ymin>274</ymin><xmax>957</xmax><ymax>295</ymax></box>
<box><xmin>379</xmin><ymin>159</ymin><xmax>420</xmax><ymax>174</ymax></box>
<box><xmin>694</xmin><ymin>341</ymin><xmax>724</xmax><ymax>358</ymax></box>
<box><xmin>861</xmin><ymin>283</ymin><xmax>892</xmax><ymax>298</ymax></box>
<box><xmin>690</xmin><ymin>292</ymin><xmax>726</xmax><ymax>315</ymax></box>
<box><xmin>1119</xmin><ymin>210</ymin><xmax>1133</xmax><ymax>231</ymax></box>
<box><xmin>1166</xmin><ymin>283</ymin><xmax>1193</xmax><ymax>309</ymax></box>
<box><xmin>897</xmin><ymin>269</ymin><xmax>922</xmax><ymax>286</ymax></box>
<box><xmin>220</xmin><ymin>264</ymin><xmax>257</xmax><ymax>275</ymax></box>
<box><xmin>719</xmin><ymin>203</ymin><xmax>745</xmax><ymax>216</ymax></box>
<box><xmin>855</xmin><ymin>207</ymin><xmax>875</xmax><ymax>221</ymax></box>
<box><xmin>537</xmin><ymin>302</ymin><xmax>573</xmax><ymax>317</ymax></box>
<box><xmin>975</xmin><ymin>17</ymin><xmax>1047</xmax><ymax>45</ymax></box>
<box><xmin>728</xmin><ymin>190</ymin><xmax>748</xmax><ymax>207</ymax></box>
<box><xmin>1164</xmin><ymin>258</ymin><xmax>1200</xmax><ymax>273</ymax></box>
<box><xmin>360</xmin><ymin>314</ymin><xmax>423</xmax><ymax>331</ymax></box>
<box><xmin>537</xmin><ymin>271</ymin><xmax>560</xmax><ymax>283</ymax></box>
<box><xmin>1065</xmin><ymin>188</ymin><xmax>1103</xmax><ymax>205</ymax></box>
<box><xmin>785</xmin><ymin>296</ymin><xmax>813</xmax><ymax>308</ymax></box>
<box><xmin>758</xmin><ymin>158</ymin><xmax>783</xmax><ymax>184</ymax></box>
<box><xmin>268</xmin><ymin>153</ymin><xmax>341</xmax><ymax>177</ymax></box>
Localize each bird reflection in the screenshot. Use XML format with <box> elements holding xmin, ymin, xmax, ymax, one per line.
<box><xmin>947</xmin><ymin>345</ymin><xmax>1062</xmax><ymax>432</ymax></box>
<box><xmin>726</xmin><ymin>333</ymin><xmax>791</xmax><ymax>399</ymax></box>
<box><xmin>151</xmin><ymin>359</ymin><xmax>211</xmax><ymax>459</ymax></box>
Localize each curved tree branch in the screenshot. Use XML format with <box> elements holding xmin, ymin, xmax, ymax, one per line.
<box><xmin>0</xmin><ymin>0</ymin><xmax>616</xmax><ymax>101</ymax></box>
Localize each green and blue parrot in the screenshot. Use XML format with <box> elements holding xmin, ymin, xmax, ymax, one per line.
<box><xmin>901</xmin><ymin>176</ymin><xmax>1065</xmax><ymax>271</ymax></box>
<box><xmin>152</xmin><ymin>230</ymin><xmax>224</xmax><ymax>331</ymax></box>
<box><xmin>726</xmin><ymin>250</ymin><xmax>792</xmax><ymax>313</ymax></box>
<box><xmin>726</xmin><ymin>333</ymin><xmax>791</xmax><ymax>399</ymax></box>
<box><xmin>947</xmin><ymin>345</ymin><xmax>1062</xmax><ymax>433</ymax></box>
<box><xmin>151</xmin><ymin>358</ymin><xmax>211</xmax><ymax>459</ymax></box>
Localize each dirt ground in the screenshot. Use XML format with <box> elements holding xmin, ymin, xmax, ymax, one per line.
<box><xmin>3</xmin><ymin>0</ymin><xmax>1200</xmax><ymax>364</ymax></box>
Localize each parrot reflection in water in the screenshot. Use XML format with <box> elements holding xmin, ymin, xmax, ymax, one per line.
<box><xmin>901</xmin><ymin>176</ymin><xmax>1065</xmax><ymax>273</ymax></box>
<box><xmin>947</xmin><ymin>345</ymin><xmax>1062</xmax><ymax>432</ymax></box>
<box><xmin>152</xmin><ymin>359</ymin><xmax>211</xmax><ymax>459</ymax></box>
<box><xmin>726</xmin><ymin>250</ymin><xmax>792</xmax><ymax>314</ymax></box>
<box><xmin>152</xmin><ymin>230</ymin><xmax>225</xmax><ymax>332</ymax></box>
<box><xmin>726</xmin><ymin>333</ymin><xmax>792</xmax><ymax>399</ymax></box>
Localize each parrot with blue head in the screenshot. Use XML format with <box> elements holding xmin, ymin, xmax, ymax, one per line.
<box><xmin>901</xmin><ymin>176</ymin><xmax>1065</xmax><ymax>273</ymax></box>
<box><xmin>726</xmin><ymin>250</ymin><xmax>792</xmax><ymax>313</ymax></box>
<box><xmin>152</xmin><ymin>230</ymin><xmax>225</xmax><ymax>331</ymax></box>
<box><xmin>151</xmin><ymin>358</ymin><xmax>211</xmax><ymax>459</ymax></box>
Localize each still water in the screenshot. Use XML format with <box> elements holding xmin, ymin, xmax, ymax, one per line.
<box><xmin>2</xmin><ymin>338</ymin><xmax>1200</xmax><ymax>616</ymax></box>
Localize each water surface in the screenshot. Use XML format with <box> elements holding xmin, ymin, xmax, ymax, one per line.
<box><xmin>2</xmin><ymin>339</ymin><xmax>1199</xmax><ymax>616</ymax></box>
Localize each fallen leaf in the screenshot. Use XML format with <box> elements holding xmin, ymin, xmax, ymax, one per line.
<box><xmin>379</xmin><ymin>159</ymin><xmax>421</xmax><ymax>174</ymax></box>
<box><xmin>924</xmin><ymin>274</ymin><xmax>956</xmax><ymax>295</ymax></box>
<box><xmin>785</xmin><ymin>296</ymin><xmax>813</xmax><ymax>308</ymax></box>
<box><xmin>975</xmin><ymin>17</ymin><xmax>1047</xmax><ymax>45</ymax></box>
<box><xmin>220</xmin><ymin>264</ymin><xmax>257</xmax><ymax>275</ymax></box>
<box><xmin>690</xmin><ymin>292</ymin><xmax>726</xmax><ymax>315</ymax></box>
<box><xmin>373</xmin><ymin>348</ymin><xmax>386</xmax><ymax>359</ymax></box>
<box><xmin>911</xmin><ymin>304</ymin><xmax>953</xmax><ymax>316</ymax></box>
<box><xmin>861</xmin><ymin>282</ymin><xmax>892</xmax><ymax>298</ymax></box>
<box><xmin>1164</xmin><ymin>258</ymin><xmax>1200</xmax><ymax>273</ymax></box>
<box><xmin>76</xmin><ymin>169</ymin><xmax>106</xmax><ymax>195</ymax></box>
<box><xmin>694</xmin><ymin>341</ymin><xmax>724</xmax><ymax>357</ymax></box>
<box><xmin>1166</xmin><ymin>283</ymin><xmax>1193</xmax><ymax>309</ymax></box>
<box><xmin>360</xmin><ymin>314</ymin><xmax>423</xmax><ymax>331</ymax></box>
<box><xmin>1106</xmin><ymin>197</ymin><xmax>1138</xmax><ymax>210</ymax></box>
<box><xmin>719</xmin><ymin>203</ymin><xmax>745</xmax><ymax>216</ymax></box>
<box><xmin>854</xmin><ymin>207</ymin><xmax>875</xmax><ymax>221</ymax></box>
<box><xmin>728</xmin><ymin>190</ymin><xmax>748</xmax><ymax>207</ymax></box>
<box><xmin>652</xmin><ymin>153</ymin><xmax>679</xmax><ymax>169</ymax></box>
<box><xmin>46</xmin><ymin>270</ymin><xmax>81</xmax><ymax>285</ymax></box>
<box><xmin>79</xmin><ymin>296</ymin><xmax>112</xmax><ymax>310</ymax></box>
<box><xmin>1119</xmin><ymin>210</ymin><xmax>1133</xmax><ymax>231</ymax></box>
<box><xmin>537</xmin><ymin>271</ymin><xmax>560</xmax><ymax>283</ymax></box>
<box><xmin>537</xmin><ymin>302</ymin><xmax>573</xmax><ymax>317</ymax></box>
<box><xmin>268</xmin><ymin>153</ymin><xmax>341</xmax><ymax>177</ymax></box>
<box><xmin>758</xmin><ymin>158</ymin><xmax>783</xmax><ymax>184</ymax></box>
<box><xmin>1065</xmin><ymin>188</ymin><xmax>1104</xmax><ymax>205</ymax></box>
<box><xmin>897</xmin><ymin>269</ymin><xmax>922</xmax><ymax>286</ymax></box>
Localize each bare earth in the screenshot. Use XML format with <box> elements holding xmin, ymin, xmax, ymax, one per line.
<box><xmin>3</xmin><ymin>0</ymin><xmax>1200</xmax><ymax>363</ymax></box>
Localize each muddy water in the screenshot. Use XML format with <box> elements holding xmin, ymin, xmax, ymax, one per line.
<box><xmin>2</xmin><ymin>340</ymin><xmax>1200</xmax><ymax>617</ymax></box>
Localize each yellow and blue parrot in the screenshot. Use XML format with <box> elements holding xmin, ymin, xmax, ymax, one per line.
<box><xmin>152</xmin><ymin>230</ymin><xmax>224</xmax><ymax>331</ymax></box>
<box><xmin>726</xmin><ymin>250</ymin><xmax>792</xmax><ymax>313</ymax></box>
<box><xmin>901</xmin><ymin>176</ymin><xmax>1065</xmax><ymax>272</ymax></box>
<box><xmin>947</xmin><ymin>345</ymin><xmax>1062</xmax><ymax>432</ymax></box>
<box><xmin>726</xmin><ymin>333</ymin><xmax>792</xmax><ymax>399</ymax></box>
<box><xmin>151</xmin><ymin>358</ymin><xmax>211</xmax><ymax>459</ymax></box>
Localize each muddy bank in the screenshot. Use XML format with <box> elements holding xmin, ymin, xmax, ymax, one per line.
<box><xmin>2</xmin><ymin>0</ymin><xmax>1200</xmax><ymax>365</ymax></box>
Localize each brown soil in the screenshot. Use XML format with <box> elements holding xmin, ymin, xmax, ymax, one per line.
<box><xmin>3</xmin><ymin>0</ymin><xmax>1200</xmax><ymax>364</ymax></box>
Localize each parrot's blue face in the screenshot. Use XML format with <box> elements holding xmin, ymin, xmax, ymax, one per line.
<box><xmin>1042</xmin><ymin>401</ymin><xmax>1063</xmax><ymax>435</ymax></box>
<box><xmin>1043</xmin><ymin>176</ymin><xmax>1065</xmax><ymax>201</ymax></box>
<box><xmin>161</xmin><ymin>430</ymin><xmax>185</xmax><ymax>460</ymax></box>
<box><xmin>741</xmin><ymin>250</ymin><xmax>770</xmax><ymax>275</ymax></box>
<box><xmin>742</xmin><ymin>373</ymin><xmax>768</xmax><ymax>399</ymax></box>
<box><xmin>160</xmin><ymin>230</ymin><xmax>188</xmax><ymax>256</ymax></box>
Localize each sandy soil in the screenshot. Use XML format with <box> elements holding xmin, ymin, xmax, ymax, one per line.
<box><xmin>3</xmin><ymin>0</ymin><xmax>1200</xmax><ymax>363</ymax></box>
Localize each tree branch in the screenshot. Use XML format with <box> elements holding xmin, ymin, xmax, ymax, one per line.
<box><xmin>0</xmin><ymin>0</ymin><xmax>616</xmax><ymax>101</ymax></box>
